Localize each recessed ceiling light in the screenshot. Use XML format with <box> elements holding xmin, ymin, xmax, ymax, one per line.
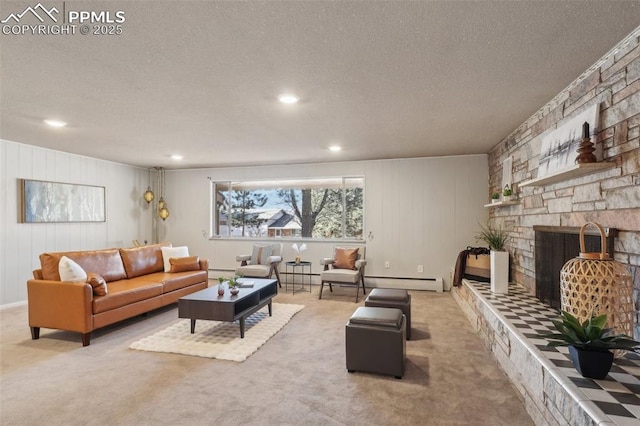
<box><xmin>278</xmin><ymin>94</ymin><xmax>299</xmax><ymax>104</ymax></box>
<box><xmin>329</xmin><ymin>145</ymin><xmax>342</xmax><ymax>152</ymax></box>
<box><xmin>44</xmin><ymin>119</ymin><xmax>67</xmax><ymax>128</ymax></box>
<box><xmin>171</xmin><ymin>154</ymin><xmax>184</xmax><ymax>160</ymax></box>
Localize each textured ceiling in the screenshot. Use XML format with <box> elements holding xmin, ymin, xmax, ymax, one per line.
<box><xmin>1</xmin><ymin>1</ymin><xmax>639</xmax><ymax>169</ymax></box>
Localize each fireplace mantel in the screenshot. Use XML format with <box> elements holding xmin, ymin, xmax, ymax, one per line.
<box><xmin>533</xmin><ymin>225</ymin><xmax>618</xmax><ymax>238</ymax></box>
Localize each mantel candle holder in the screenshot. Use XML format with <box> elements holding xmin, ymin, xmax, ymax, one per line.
<box><xmin>575</xmin><ymin>121</ymin><xmax>597</xmax><ymax>164</ymax></box>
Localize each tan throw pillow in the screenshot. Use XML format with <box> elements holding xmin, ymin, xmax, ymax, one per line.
<box><xmin>334</xmin><ymin>247</ymin><xmax>359</xmax><ymax>270</ymax></box>
<box><xmin>86</xmin><ymin>272</ymin><xmax>108</xmax><ymax>296</ymax></box>
<box><xmin>169</xmin><ymin>256</ymin><xmax>200</xmax><ymax>273</ymax></box>
<box><xmin>161</xmin><ymin>246</ymin><xmax>189</xmax><ymax>272</ymax></box>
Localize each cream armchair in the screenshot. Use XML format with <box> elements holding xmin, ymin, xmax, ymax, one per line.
<box><xmin>236</xmin><ymin>243</ymin><xmax>283</xmax><ymax>288</ymax></box>
<box><xmin>319</xmin><ymin>246</ymin><xmax>367</xmax><ymax>302</ymax></box>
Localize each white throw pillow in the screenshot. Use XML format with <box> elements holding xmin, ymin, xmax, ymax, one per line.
<box><xmin>161</xmin><ymin>246</ymin><xmax>189</xmax><ymax>272</ymax></box>
<box><xmin>58</xmin><ymin>256</ymin><xmax>88</xmax><ymax>282</ymax></box>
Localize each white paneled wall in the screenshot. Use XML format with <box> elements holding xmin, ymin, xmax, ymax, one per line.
<box><xmin>0</xmin><ymin>140</ymin><xmax>154</xmax><ymax>305</ymax></box>
<box><xmin>1</xmin><ymin>140</ymin><xmax>488</xmax><ymax>306</ymax></box>
<box><xmin>164</xmin><ymin>155</ymin><xmax>488</xmax><ymax>290</ymax></box>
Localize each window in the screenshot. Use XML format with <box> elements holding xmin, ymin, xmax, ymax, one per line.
<box><xmin>210</xmin><ymin>177</ymin><xmax>364</xmax><ymax>240</ymax></box>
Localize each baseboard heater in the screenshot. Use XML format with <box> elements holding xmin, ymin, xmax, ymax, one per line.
<box><xmin>365</xmin><ymin>276</ymin><xmax>443</xmax><ymax>293</ymax></box>
<box><xmin>209</xmin><ymin>269</ymin><xmax>443</xmax><ymax>293</ymax></box>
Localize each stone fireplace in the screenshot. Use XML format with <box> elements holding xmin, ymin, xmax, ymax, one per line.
<box><xmin>533</xmin><ymin>225</ymin><xmax>617</xmax><ymax>309</ymax></box>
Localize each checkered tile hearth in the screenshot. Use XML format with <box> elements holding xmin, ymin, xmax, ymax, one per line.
<box><xmin>468</xmin><ymin>281</ymin><xmax>640</xmax><ymax>426</ymax></box>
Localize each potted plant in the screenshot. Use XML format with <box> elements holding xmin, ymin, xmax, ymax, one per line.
<box><xmin>476</xmin><ymin>221</ymin><xmax>510</xmax><ymax>293</ymax></box>
<box><xmin>217</xmin><ymin>276</ymin><xmax>226</xmax><ymax>296</ymax></box>
<box><xmin>227</xmin><ymin>275</ymin><xmax>241</xmax><ymax>295</ymax></box>
<box><xmin>491</xmin><ymin>192</ymin><xmax>500</xmax><ymax>204</ymax></box>
<box><xmin>502</xmin><ymin>184</ymin><xmax>513</xmax><ymax>201</ymax></box>
<box><xmin>542</xmin><ymin>311</ymin><xmax>640</xmax><ymax>379</ymax></box>
<box><xmin>476</xmin><ymin>221</ymin><xmax>509</xmax><ymax>251</ymax></box>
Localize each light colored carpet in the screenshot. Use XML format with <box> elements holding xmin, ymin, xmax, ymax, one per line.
<box><xmin>1</xmin><ymin>287</ymin><xmax>534</xmax><ymax>425</ymax></box>
<box><xmin>130</xmin><ymin>303</ymin><xmax>304</xmax><ymax>362</ymax></box>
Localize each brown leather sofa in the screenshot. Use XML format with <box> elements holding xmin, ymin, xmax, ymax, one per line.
<box><xmin>27</xmin><ymin>243</ymin><xmax>209</xmax><ymax>346</ymax></box>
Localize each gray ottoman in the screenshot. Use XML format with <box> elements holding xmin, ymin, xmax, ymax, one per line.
<box><xmin>365</xmin><ymin>288</ymin><xmax>412</xmax><ymax>340</ymax></box>
<box><xmin>345</xmin><ymin>306</ymin><xmax>406</xmax><ymax>379</ymax></box>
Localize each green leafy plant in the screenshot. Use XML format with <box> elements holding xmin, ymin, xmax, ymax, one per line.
<box><xmin>227</xmin><ymin>275</ymin><xmax>241</xmax><ymax>288</ymax></box>
<box><xmin>542</xmin><ymin>311</ymin><xmax>640</xmax><ymax>351</ymax></box>
<box><xmin>503</xmin><ymin>184</ymin><xmax>513</xmax><ymax>197</ymax></box>
<box><xmin>218</xmin><ymin>275</ymin><xmax>243</xmax><ymax>287</ymax></box>
<box><xmin>491</xmin><ymin>192</ymin><xmax>500</xmax><ymax>200</ymax></box>
<box><xmin>475</xmin><ymin>221</ymin><xmax>509</xmax><ymax>251</ymax></box>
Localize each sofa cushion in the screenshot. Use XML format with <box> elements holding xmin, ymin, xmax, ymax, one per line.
<box><xmin>161</xmin><ymin>246</ymin><xmax>189</xmax><ymax>272</ymax></box>
<box><xmin>40</xmin><ymin>249</ymin><xmax>127</xmax><ymax>282</ymax></box>
<box><xmin>59</xmin><ymin>256</ymin><xmax>88</xmax><ymax>282</ymax></box>
<box><xmin>236</xmin><ymin>264</ymin><xmax>271</xmax><ymax>278</ymax></box>
<box><xmin>169</xmin><ymin>256</ymin><xmax>200</xmax><ymax>273</ymax></box>
<box><xmin>120</xmin><ymin>243</ymin><xmax>170</xmax><ymax>278</ymax></box>
<box><xmin>136</xmin><ymin>271</ymin><xmax>207</xmax><ymax>293</ymax></box>
<box><xmin>163</xmin><ymin>271</ymin><xmax>208</xmax><ymax>293</ymax></box>
<box><xmin>87</xmin><ymin>273</ymin><xmax>108</xmax><ymax>296</ymax></box>
<box><xmin>322</xmin><ymin>269</ymin><xmax>360</xmax><ymax>283</ymax></box>
<box><xmin>92</xmin><ymin>279</ymin><xmax>163</xmax><ymax>314</ymax></box>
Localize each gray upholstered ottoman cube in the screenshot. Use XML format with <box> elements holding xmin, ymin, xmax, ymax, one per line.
<box><xmin>345</xmin><ymin>306</ymin><xmax>406</xmax><ymax>379</ymax></box>
<box><xmin>365</xmin><ymin>288</ymin><xmax>412</xmax><ymax>340</ymax></box>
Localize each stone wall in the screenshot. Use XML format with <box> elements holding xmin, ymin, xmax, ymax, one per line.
<box><xmin>487</xmin><ymin>27</ymin><xmax>640</xmax><ymax>335</ymax></box>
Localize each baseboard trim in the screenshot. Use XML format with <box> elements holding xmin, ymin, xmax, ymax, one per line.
<box><xmin>209</xmin><ymin>269</ymin><xmax>443</xmax><ymax>292</ymax></box>
<box><xmin>0</xmin><ymin>300</ymin><xmax>28</xmax><ymax>310</ymax></box>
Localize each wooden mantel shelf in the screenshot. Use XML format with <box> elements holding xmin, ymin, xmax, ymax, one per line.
<box><xmin>484</xmin><ymin>200</ymin><xmax>519</xmax><ymax>208</ymax></box>
<box><xmin>519</xmin><ymin>162</ymin><xmax>616</xmax><ymax>187</ymax></box>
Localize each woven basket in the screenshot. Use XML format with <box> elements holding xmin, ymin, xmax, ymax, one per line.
<box><xmin>560</xmin><ymin>222</ymin><xmax>633</xmax><ymax>356</ymax></box>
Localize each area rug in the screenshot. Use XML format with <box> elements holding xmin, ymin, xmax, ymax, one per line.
<box><xmin>129</xmin><ymin>303</ymin><xmax>304</xmax><ymax>362</ymax></box>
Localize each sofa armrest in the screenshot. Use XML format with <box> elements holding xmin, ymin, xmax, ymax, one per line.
<box><xmin>27</xmin><ymin>279</ymin><xmax>93</xmax><ymax>333</ymax></box>
<box><xmin>268</xmin><ymin>255</ymin><xmax>282</xmax><ymax>265</ymax></box>
<box><xmin>355</xmin><ymin>259</ymin><xmax>367</xmax><ymax>269</ymax></box>
<box><xmin>236</xmin><ymin>255</ymin><xmax>251</xmax><ymax>262</ymax></box>
<box><xmin>199</xmin><ymin>258</ymin><xmax>209</xmax><ymax>271</ymax></box>
<box><xmin>320</xmin><ymin>258</ymin><xmax>335</xmax><ymax>266</ymax></box>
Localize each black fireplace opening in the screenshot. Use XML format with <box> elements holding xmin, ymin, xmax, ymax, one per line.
<box><xmin>534</xmin><ymin>226</ymin><xmax>617</xmax><ymax>309</ymax></box>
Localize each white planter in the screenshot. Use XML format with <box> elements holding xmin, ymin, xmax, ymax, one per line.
<box><xmin>490</xmin><ymin>250</ymin><xmax>509</xmax><ymax>294</ymax></box>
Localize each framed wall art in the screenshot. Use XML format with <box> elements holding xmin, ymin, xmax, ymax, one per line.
<box><xmin>19</xmin><ymin>179</ymin><xmax>106</xmax><ymax>223</ymax></box>
<box><xmin>538</xmin><ymin>103</ymin><xmax>601</xmax><ymax>178</ymax></box>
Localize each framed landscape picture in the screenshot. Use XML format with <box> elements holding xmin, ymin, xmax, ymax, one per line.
<box><xmin>19</xmin><ymin>179</ymin><xmax>106</xmax><ymax>223</ymax></box>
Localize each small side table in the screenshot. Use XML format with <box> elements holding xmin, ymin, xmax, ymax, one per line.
<box><xmin>284</xmin><ymin>261</ymin><xmax>312</xmax><ymax>294</ymax></box>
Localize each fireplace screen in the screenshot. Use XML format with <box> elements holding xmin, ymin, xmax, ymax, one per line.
<box><xmin>534</xmin><ymin>226</ymin><xmax>617</xmax><ymax>309</ymax></box>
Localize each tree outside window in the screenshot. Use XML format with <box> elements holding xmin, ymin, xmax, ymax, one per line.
<box><xmin>230</xmin><ymin>190</ymin><xmax>267</xmax><ymax>237</ymax></box>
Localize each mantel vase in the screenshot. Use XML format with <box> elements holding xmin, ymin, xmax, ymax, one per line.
<box><xmin>490</xmin><ymin>250</ymin><xmax>509</xmax><ymax>294</ymax></box>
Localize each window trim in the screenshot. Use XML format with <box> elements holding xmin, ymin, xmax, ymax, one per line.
<box><xmin>209</xmin><ymin>176</ymin><xmax>364</xmax><ymax>241</ymax></box>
